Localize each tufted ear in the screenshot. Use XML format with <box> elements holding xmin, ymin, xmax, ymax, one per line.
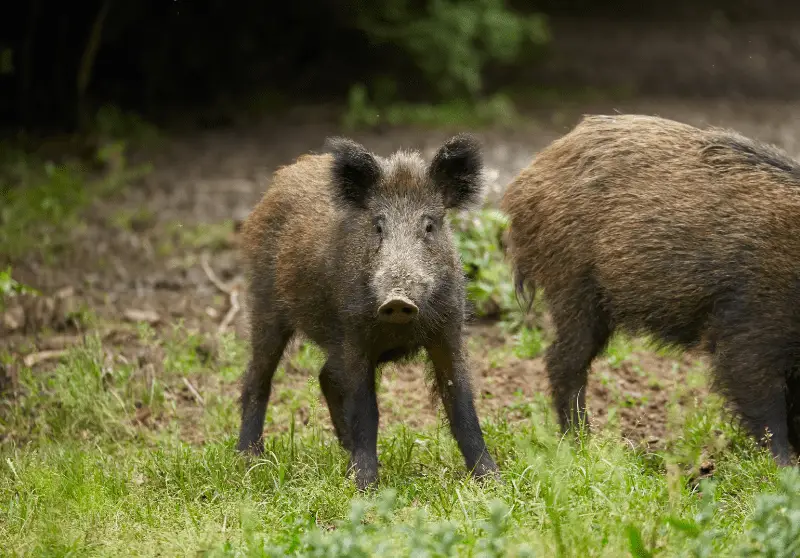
<box><xmin>428</xmin><ymin>133</ymin><xmax>484</xmax><ymax>210</ymax></box>
<box><xmin>324</xmin><ymin>137</ymin><xmax>382</xmax><ymax>208</ymax></box>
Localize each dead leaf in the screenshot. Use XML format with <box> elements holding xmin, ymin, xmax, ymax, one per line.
<box><xmin>134</xmin><ymin>405</ymin><xmax>152</xmax><ymax>425</ymax></box>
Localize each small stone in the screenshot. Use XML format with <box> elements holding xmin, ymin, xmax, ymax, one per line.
<box><xmin>2</xmin><ymin>306</ymin><xmax>25</xmax><ymax>331</ymax></box>
<box><xmin>123</xmin><ymin>308</ymin><xmax>161</xmax><ymax>324</ymax></box>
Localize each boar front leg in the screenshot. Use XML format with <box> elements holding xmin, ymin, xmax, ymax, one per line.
<box><xmin>427</xmin><ymin>332</ymin><xmax>499</xmax><ymax>479</ymax></box>
<box><xmin>326</xmin><ymin>347</ymin><xmax>380</xmax><ymax>490</ymax></box>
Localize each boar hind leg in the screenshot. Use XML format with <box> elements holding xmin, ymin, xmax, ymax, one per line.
<box><xmin>237</xmin><ymin>313</ymin><xmax>293</xmax><ymax>456</ymax></box>
<box><xmin>786</xmin><ymin>366</ymin><xmax>800</xmax><ymax>457</ymax></box>
<box><xmin>545</xmin><ymin>278</ymin><xmax>611</xmax><ymax>437</ymax></box>
<box><xmin>319</xmin><ymin>363</ymin><xmax>352</xmax><ymax>452</ymax></box>
<box><xmin>427</xmin><ymin>333</ymin><xmax>499</xmax><ymax>479</ymax></box>
<box><xmin>713</xmin><ymin>336</ymin><xmax>793</xmax><ymax>466</ymax></box>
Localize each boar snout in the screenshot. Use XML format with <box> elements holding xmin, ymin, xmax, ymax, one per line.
<box><xmin>377</xmin><ymin>292</ymin><xmax>419</xmax><ymax>324</ymax></box>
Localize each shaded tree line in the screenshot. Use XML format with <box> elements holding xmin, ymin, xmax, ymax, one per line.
<box><xmin>0</xmin><ymin>0</ymin><xmax>794</xmax><ymax>133</ymax></box>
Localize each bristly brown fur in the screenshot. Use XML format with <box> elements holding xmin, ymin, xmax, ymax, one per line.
<box><xmin>500</xmin><ymin>113</ymin><xmax>800</xmax><ymax>465</ymax></box>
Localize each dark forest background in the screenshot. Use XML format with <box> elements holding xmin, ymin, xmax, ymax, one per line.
<box><xmin>2</xmin><ymin>0</ymin><xmax>799</xmax><ymax>134</ymax></box>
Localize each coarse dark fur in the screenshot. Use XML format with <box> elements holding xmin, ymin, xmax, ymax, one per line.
<box><xmin>501</xmin><ymin>113</ymin><xmax>800</xmax><ymax>466</ymax></box>
<box><xmin>237</xmin><ymin>134</ymin><xmax>499</xmax><ymax>490</ymax></box>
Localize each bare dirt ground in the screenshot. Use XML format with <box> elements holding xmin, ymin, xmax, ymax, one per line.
<box><xmin>5</xmin><ymin>97</ymin><xmax>800</xmax><ymax>450</ymax></box>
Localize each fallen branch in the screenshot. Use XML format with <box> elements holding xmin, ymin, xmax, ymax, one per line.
<box><xmin>182</xmin><ymin>377</ymin><xmax>205</xmax><ymax>406</ymax></box>
<box><xmin>39</xmin><ymin>335</ymin><xmax>82</xmax><ymax>351</ymax></box>
<box><xmin>217</xmin><ymin>289</ymin><xmax>240</xmax><ymax>335</ymax></box>
<box><xmin>201</xmin><ymin>253</ymin><xmax>232</xmax><ymax>294</ymax></box>
<box><xmin>23</xmin><ymin>349</ymin><xmax>68</xmax><ymax>368</ymax></box>
<box><xmin>200</xmin><ymin>252</ymin><xmax>241</xmax><ymax>335</ymax></box>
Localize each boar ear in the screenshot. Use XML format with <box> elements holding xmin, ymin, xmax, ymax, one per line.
<box><xmin>325</xmin><ymin>137</ymin><xmax>382</xmax><ymax>208</ymax></box>
<box><xmin>428</xmin><ymin>133</ymin><xmax>484</xmax><ymax>210</ymax></box>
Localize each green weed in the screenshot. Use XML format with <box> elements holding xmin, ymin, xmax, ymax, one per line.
<box><xmin>0</xmin><ymin>267</ymin><xmax>38</xmax><ymax>310</ymax></box>
<box><xmin>354</xmin><ymin>0</ymin><xmax>548</xmax><ymax>100</ymax></box>
<box><xmin>451</xmin><ymin>208</ymin><xmax>522</xmax><ymax>325</ymax></box>
<box><xmin>343</xmin><ymin>86</ymin><xmax>519</xmax><ymax>131</ymax></box>
<box><xmin>162</xmin><ymin>220</ymin><xmax>236</xmax><ymax>253</ymax></box>
<box><xmin>0</xmin><ymin>118</ymin><xmax>154</xmax><ymax>262</ymax></box>
<box><xmin>513</xmin><ymin>326</ymin><xmax>546</xmax><ymax>360</ymax></box>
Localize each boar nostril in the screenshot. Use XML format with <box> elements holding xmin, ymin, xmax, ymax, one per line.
<box><xmin>377</xmin><ymin>296</ymin><xmax>419</xmax><ymax>324</ymax></box>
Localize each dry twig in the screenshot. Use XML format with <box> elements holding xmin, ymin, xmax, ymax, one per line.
<box><xmin>23</xmin><ymin>349</ymin><xmax>68</xmax><ymax>368</ymax></box>
<box><xmin>182</xmin><ymin>377</ymin><xmax>205</xmax><ymax>406</ymax></box>
<box><xmin>217</xmin><ymin>289</ymin><xmax>240</xmax><ymax>335</ymax></box>
<box><xmin>200</xmin><ymin>252</ymin><xmax>241</xmax><ymax>335</ymax></box>
<box><xmin>200</xmin><ymin>253</ymin><xmax>232</xmax><ymax>294</ymax></box>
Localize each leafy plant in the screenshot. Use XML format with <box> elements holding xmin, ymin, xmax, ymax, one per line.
<box><xmin>738</xmin><ymin>467</ymin><xmax>800</xmax><ymax>557</ymax></box>
<box><xmin>354</xmin><ymin>0</ymin><xmax>549</xmax><ymax>100</ymax></box>
<box><xmin>451</xmin><ymin>208</ymin><xmax>520</xmax><ymax>324</ymax></box>
<box><xmin>341</xmin><ymin>0</ymin><xmax>546</xmax><ymax>130</ymax></box>
<box><xmin>0</xmin><ymin>267</ymin><xmax>38</xmax><ymax>304</ymax></box>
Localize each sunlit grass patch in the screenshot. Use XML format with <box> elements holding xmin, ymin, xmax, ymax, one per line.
<box><xmin>0</xmin><ymin>381</ymin><xmax>789</xmax><ymax>557</ymax></box>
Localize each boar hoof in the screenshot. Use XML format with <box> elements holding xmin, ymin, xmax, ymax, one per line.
<box><xmin>471</xmin><ymin>457</ymin><xmax>501</xmax><ymax>482</ymax></box>
<box><xmin>236</xmin><ymin>439</ymin><xmax>265</xmax><ymax>458</ymax></box>
<box><xmin>348</xmin><ymin>459</ymin><xmax>379</xmax><ymax>491</ymax></box>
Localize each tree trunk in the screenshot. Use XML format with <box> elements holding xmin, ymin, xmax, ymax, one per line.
<box><xmin>77</xmin><ymin>0</ymin><xmax>113</xmax><ymax>132</ymax></box>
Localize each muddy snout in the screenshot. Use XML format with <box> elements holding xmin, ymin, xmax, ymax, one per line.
<box><xmin>377</xmin><ymin>292</ymin><xmax>419</xmax><ymax>324</ymax></box>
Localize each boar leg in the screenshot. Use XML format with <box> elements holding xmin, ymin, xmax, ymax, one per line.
<box><xmin>786</xmin><ymin>366</ymin><xmax>800</xmax><ymax>457</ymax></box>
<box><xmin>319</xmin><ymin>363</ymin><xmax>352</xmax><ymax>451</ymax></box>
<box><xmin>427</xmin><ymin>333</ymin><xmax>499</xmax><ymax>479</ymax></box>
<box><xmin>237</xmin><ymin>314</ymin><xmax>293</xmax><ymax>455</ymax></box>
<box><xmin>713</xmin><ymin>337</ymin><xmax>793</xmax><ymax>466</ymax></box>
<box><xmin>545</xmin><ymin>278</ymin><xmax>611</xmax><ymax>436</ymax></box>
<box><xmin>327</xmin><ymin>349</ymin><xmax>380</xmax><ymax>490</ymax></box>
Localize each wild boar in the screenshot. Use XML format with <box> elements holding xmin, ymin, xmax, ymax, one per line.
<box><xmin>501</xmin><ymin>113</ymin><xmax>800</xmax><ymax>465</ymax></box>
<box><xmin>237</xmin><ymin>134</ymin><xmax>500</xmax><ymax>488</ymax></box>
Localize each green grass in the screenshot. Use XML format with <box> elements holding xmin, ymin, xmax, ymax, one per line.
<box><xmin>342</xmin><ymin>85</ymin><xmax>519</xmax><ymax>131</ymax></box>
<box><xmin>1</xmin><ymin>323</ymin><xmax>798</xmax><ymax>557</ymax></box>
<box><xmin>157</xmin><ymin>220</ymin><xmax>236</xmax><ymax>256</ymax></box>
<box><xmin>0</xmin><ymin>266</ymin><xmax>39</xmax><ymax>310</ymax></box>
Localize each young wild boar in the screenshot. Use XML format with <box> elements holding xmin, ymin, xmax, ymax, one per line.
<box><xmin>237</xmin><ymin>134</ymin><xmax>500</xmax><ymax>489</ymax></box>
<box><xmin>501</xmin><ymin>114</ymin><xmax>800</xmax><ymax>465</ymax></box>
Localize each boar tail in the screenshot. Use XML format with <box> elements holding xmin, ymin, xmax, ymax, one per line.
<box><xmin>513</xmin><ymin>267</ymin><xmax>535</xmax><ymax>315</ymax></box>
<box><xmin>503</xmin><ymin>222</ymin><xmax>535</xmax><ymax>315</ymax></box>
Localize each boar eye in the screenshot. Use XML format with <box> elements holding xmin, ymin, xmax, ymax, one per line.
<box><xmin>373</xmin><ymin>217</ymin><xmax>385</xmax><ymax>236</ymax></box>
<box><xmin>422</xmin><ymin>216</ymin><xmax>438</xmax><ymax>236</ymax></box>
